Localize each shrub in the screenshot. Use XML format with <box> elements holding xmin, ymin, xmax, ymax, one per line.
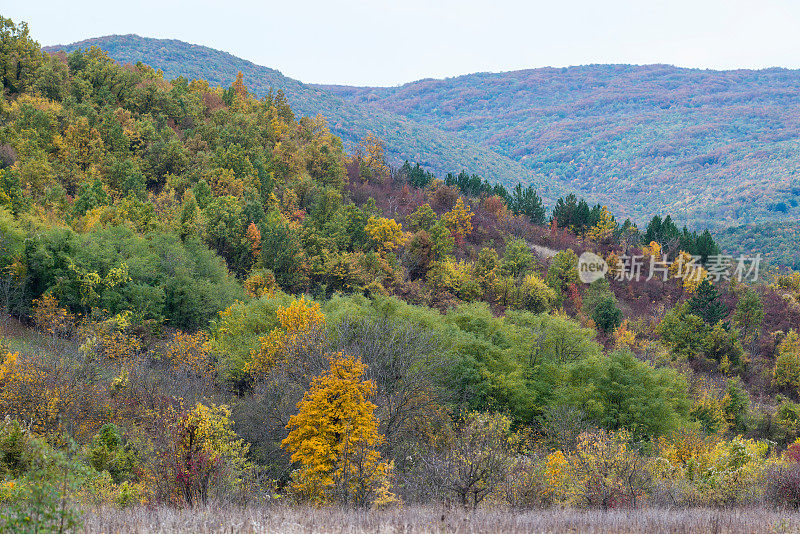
<box><xmin>764</xmin><ymin>463</ymin><xmax>800</xmax><ymax>508</ymax></box>
<box><xmin>424</xmin><ymin>412</ymin><xmax>512</xmax><ymax>508</ymax></box>
<box><xmin>0</xmin><ymin>419</ymin><xmax>83</xmax><ymax>533</ymax></box>
<box><xmin>145</xmin><ymin>403</ymin><xmax>252</xmax><ymax>506</ymax></box>
<box><xmin>515</xmin><ymin>273</ymin><xmax>556</xmax><ymax>314</ymax></box>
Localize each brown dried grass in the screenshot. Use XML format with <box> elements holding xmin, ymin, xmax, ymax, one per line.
<box><xmin>79</xmin><ymin>505</ymin><xmax>800</xmax><ymax>534</ymax></box>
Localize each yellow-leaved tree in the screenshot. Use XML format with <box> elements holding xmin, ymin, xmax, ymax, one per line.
<box><xmin>354</xmin><ymin>134</ymin><xmax>390</xmax><ymax>182</ymax></box>
<box><xmin>248</xmin><ymin>297</ymin><xmax>327</xmax><ymax>377</ymax></box>
<box><xmin>365</xmin><ymin>216</ymin><xmax>407</xmax><ymax>253</ymax></box>
<box><xmin>282</xmin><ymin>352</ymin><xmax>395</xmax><ymax>507</ymax></box>
<box><xmin>441</xmin><ymin>197</ymin><xmax>473</xmax><ymax>245</ymax></box>
<box><xmin>586</xmin><ymin>206</ymin><xmax>616</xmax><ymax>244</ymax></box>
<box><xmin>670</xmin><ymin>251</ymin><xmax>708</xmax><ymax>294</ymax></box>
<box><xmin>774</xmin><ymin>329</ymin><xmax>800</xmax><ymax>392</ymax></box>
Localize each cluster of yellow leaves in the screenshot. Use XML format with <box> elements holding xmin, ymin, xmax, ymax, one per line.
<box><xmin>585</xmin><ymin>206</ymin><xmax>617</xmax><ymax>244</ymax></box>
<box><xmin>140</xmin><ymin>402</ymin><xmax>253</xmax><ymax>506</ymax></box>
<box><xmin>656</xmin><ymin>429</ymin><xmax>718</xmax><ymax>471</ymax></box>
<box><xmin>244</xmin><ymin>269</ymin><xmax>275</xmax><ymax>299</ymax></box>
<box><xmin>282</xmin><ymin>352</ymin><xmax>393</xmax><ymax>506</ymax></box>
<box><xmin>505</xmin><ymin>430</ymin><xmax>649</xmax><ymax>508</ymax></box>
<box><xmin>79</xmin><ymin>311</ymin><xmax>141</xmax><ymax>362</ymax></box>
<box><xmin>426</xmin><ymin>258</ymin><xmax>475</xmax><ymax>296</ymax></box>
<box><xmin>670</xmin><ymin>251</ymin><xmax>708</xmax><ymax>294</ymax></box>
<box><xmin>80</xmin><ymin>471</ymin><xmax>143</xmax><ymax>508</ymax></box>
<box><xmin>690</xmin><ymin>377</ymin><xmax>728</xmax><ymax>434</ymax></box>
<box><xmin>55</xmin><ymin>116</ymin><xmax>106</xmax><ymax>189</ymax></box>
<box><xmin>653</xmin><ymin>432</ymin><xmax>772</xmax><ymax>505</ymax></box>
<box><xmin>543</xmin><ymin>450</ymin><xmax>571</xmax><ymax>502</ymax></box>
<box><xmin>365</xmin><ymin>216</ymin><xmax>407</xmax><ymax>253</ymax></box>
<box><xmin>185</xmin><ymin>403</ymin><xmax>251</xmax><ymax>478</ymax></box>
<box><xmin>613</xmin><ymin>320</ymin><xmax>636</xmax><ymax>349</ymax></box>
<box><xmin>162</xmin><ymin>331</ymin><xmax>212</xmax><ymax>374</ymax></box>
<box><xmin>354</xmin><ymin>134</ymin><xmax>389</xmax><ymax>182</ymax></box>
<box><xmin>641</xmin><ymin>243</ymin><xmax>708</xmax><ymax>293</ymax></box>
<box><xmin>569</xmin><ymin>429</ymin><xmax>646</xmax><ymax>506</ymax></box>
<box><xmin>248</xmin><ymin>297</ymin><xmax>326</xmax><ymax>375</ymax></box>
<box><xmin>31</xmin><ymin>293</ymin><xmax>74</xmax><ymax>338</ymax></box>
<box><xmin>441</xmin><ymin>198</ymin><xmax>473</xmax><ymax>245</ymax></box>
<box><xmin>0</xmin><ymin>351</ymin><xmax>19</xmax><ymax>383</ymax></box>
<box><xmin>0</xmin><ymin>350</ymin><xmax>107</xmax><ymax>441</ymax></box>
<box><xmin>641</xmin><ymin>240</ymin><xmax>662</xmax><ymax>261</ymax></box>
<box><xmin>206</xmin><ymin>168</ymin><xmax>245</xmax><ymax>198</ymax></box>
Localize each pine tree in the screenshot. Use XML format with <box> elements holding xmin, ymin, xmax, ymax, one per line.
<box><xmin>688</xmin><ymin>279</ymin><xmax>727</xmax><ymax>324</ymax></box>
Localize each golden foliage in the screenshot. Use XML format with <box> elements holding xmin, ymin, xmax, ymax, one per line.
<box><xmin>441</xmin><ymin>198</ymin><xmax>473</xmax><ymax>245</ymax></box>
<box><xmin>78</xmin><ymin>311</ymin><xmax>142</xmax><ymax>362</ymax></box>
<box><xmin>248</xmin><ymin>297</ymin><xmax>326</xmax><ymax>376</ymax></box>
<box><xmin>670</xmin><ymin>251</ymin><xmax>708</xmax><ymax>294</ymax></box>
<box><xmin>641</xmin><ymin>241</ymin><xmax>662</xmax><ymax>261</ymax></box>
<box><xmin>0</xmin><ymin>350</ymin><xmax>107</xmax><ymax>441</ymax></box>
<box><xmin>354</xmin><ymin>134</ymin><xmax>390</xmax><ymax>182</ymax></box>
<box><xmin>283</xmin><ymin>352</ymin><xmax>392</xmax><ymax>506</ymax></box>
<box><xmin>365</xmin><ymin>216</ymin><xmax>407</xmax><ymax>253</ymax></box>
<box><xmin>586</xmin><ymin>206</ymin><xmax>616</xmax><ymax>243</ymax></box>
<box><xmin>244</xmin><ymin>269</ymin><xmax>275</xmax><ymax>299</ymax></box>
<box><xmin>653</xmin><ymin>432</ymin><xmax>772</xmax><ymax>506</ymax></box>
<box><xmin>613</xmin><ymin>320</ymin><xmax>636</xmax><ymax>349</ymax></box>
<box><xmin>774</xmin><ymin>329</ymin><xmax>800</xmax><ymax>391</ymax></box>
<box><xmin>162</xmin><ymin>331</ymin><xmax>213</xmax><ymax>375</ymax></box>
<box><xmin>31</xmin><ymin>293</ymin><xmax>75</xmax><ymax>338</ymax></box>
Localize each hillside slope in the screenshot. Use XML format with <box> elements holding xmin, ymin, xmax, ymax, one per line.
<box><xmin>321</xmin><ymin>65</ymin><xmax>800</xmax><ymax>228</ymax></box>
<box><xmin>48</xmin><ymin>36</ymin><xmax>800</xmax><ymax>230</ymax></box>
<box><xmin>45</xmin><ymin>35</ymin><xmax>563</xmax><ymax>200</ymax></box>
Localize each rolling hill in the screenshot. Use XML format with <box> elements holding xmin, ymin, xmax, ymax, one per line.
<box><xmin>321</xmin><ymin>65</ymin><xmax>800</xmax><ymax>229</ymax></box>
<box><xmin>44</xmin><ymin>35</ymin><xmax>564</xmax><ymax>202</ymax></box>
<box><xmin>48</xmin><ymin>35</ymin><xmax>800</xmax><ymax>231</ymax></box>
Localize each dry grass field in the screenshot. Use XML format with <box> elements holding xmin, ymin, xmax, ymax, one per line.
<box><xmin>78</xmin><ymin>506</ymin><xmax>800</xmax><ymax>534</ymax></box>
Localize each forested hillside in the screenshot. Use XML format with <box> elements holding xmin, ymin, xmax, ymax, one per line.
<box><xmin>323</xmin><ymin>66</ymin><xmax>800</xmax><ymax>228</ymax></box>
<box><xmin>49</xmin><ymin>36</ymin><xmax>800</xmax><ymax>236</ymax></box>
<box><xmin>718</xmin><ymin>221</ymin><xmax>800</xmax><ymax>271</ymax></box>
<box><xmin>45</xmin><ymin>35</ymin><xmax>562</xmax><ymax>200</ymax></box>
<box><xmin>5</xmin><ymin>15</ymin><xmax>800</xmax><ymax>528</ymax></box>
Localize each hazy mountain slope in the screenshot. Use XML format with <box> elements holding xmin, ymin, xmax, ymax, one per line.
<box><xmin>716</xmin><ymin>221</ymin><xmax>800</xmax><ymax>271</ymax></box>
<box><xmin>321</xmin><ymin>65</ymin><xmax>800</xmax><ymax>228</ymax></box>
<box><xmin>45</xmin><ymin>35</ymin><xmax>564</xmax><ymax>200</ymax></box>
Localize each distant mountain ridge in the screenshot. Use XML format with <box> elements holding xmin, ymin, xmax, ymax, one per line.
<box><xmin>320</xmin><ymin>65</ymin><xmax>800</xmax><ymax>229</ymax></box>
<box><xmin>45</xmin><ymin>35</ymin><xmax>562</xmax><ymax>202</ymax></box>
<box><xmin>47</xmin><ymin>35</ymin><xmax>800</xmax><ymax>230</ymax></box>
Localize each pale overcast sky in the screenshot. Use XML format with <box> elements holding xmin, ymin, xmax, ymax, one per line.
<box><xmin>4</xmin><ymin>0</ymin><xmax>799</xmax><ymax>86</ymax></box>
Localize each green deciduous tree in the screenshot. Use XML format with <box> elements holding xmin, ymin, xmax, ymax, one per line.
<box><xmin>565</xmin><ymin>349</ymin><xmax>691</xmax><ymax>439</ymax></box>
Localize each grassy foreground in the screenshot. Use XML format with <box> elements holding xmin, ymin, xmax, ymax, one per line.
<box><xmin>78</xmin><ymin>506</ymin><xmax>800</xmax><ymax>534</ymax></box>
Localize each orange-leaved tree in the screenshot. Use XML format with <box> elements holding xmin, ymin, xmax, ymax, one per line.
<box><xmin>282</xmin><ymin>352</ymin><xmax>394</xmax><ymax>506</ymax></box>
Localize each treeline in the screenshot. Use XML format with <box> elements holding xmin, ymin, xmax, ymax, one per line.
<box><xmin>404</xmin><ymin>164</ymin><xmax>720</xmax><ymax>261</ymax></box>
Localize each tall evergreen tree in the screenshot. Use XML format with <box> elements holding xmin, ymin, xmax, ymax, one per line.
<box><xmin>688</xmin><ymin>279</ymin><xmax>727</xmax><ymax>325</ymax></box>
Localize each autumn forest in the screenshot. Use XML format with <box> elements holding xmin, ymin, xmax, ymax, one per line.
<box><xmin>4</xmin><ymin>14</ymin><xmax>800</xmax><ymax>533</ymax></box>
